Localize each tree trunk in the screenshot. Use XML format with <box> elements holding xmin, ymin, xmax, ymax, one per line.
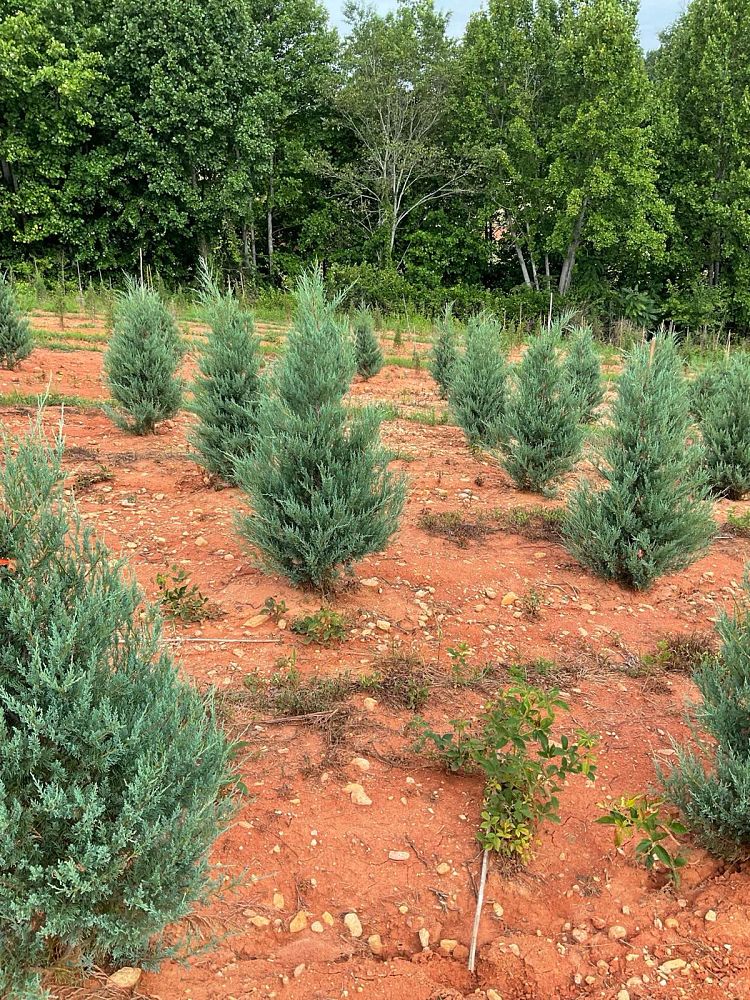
<box><xmin>514</xmin><ymin>244</ymin><xmax>533</xmax><ymax>289</ymax></box>
<box><xmin>558</xmin><ymin>203</ymin><xmax>587</xmax><ymax>296</ymax></box>
<box><xmin>1</xmin><ymin>158</ymin><xmax>17</xmax><ymax>192</ymax></box>
<box><xmin>267</xmin><ymin>154</ymin><xmax>274</xmax><ymax>278</ymax></box>
<box><xmin>526</xmin><ymin>224</ymin><xmax>540</xmax><ymax>291</ymax></box>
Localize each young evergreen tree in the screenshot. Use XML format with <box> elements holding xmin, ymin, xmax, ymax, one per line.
<box><xmin>501</xmin><ymin>328</ymin><xmax>583</xmax><ymax>494</ymax></box>
<box><xmin>0</xmin><ymin>418</ymin><xmax>235</xmax><ymax>999</ymax></box>
<box><xmin>564</xmin><ymin>334</ymin><xmax>714</xmax><ymax>589</ymax></box>
<box><xmin>0</xmin><ymin>272</ymin><xmax>32</xmax><ymax>370</ymax></box>
<box><xmin>190</xmin><ymin>262</ymin><xmax>262</xmax><ymax>483</ymax></box>
<box><xmin>352</xmin><ymin>307</ymin><xmax>384</xmax><ymax>379</ymax></box>
<box><xmin>235</xmin><ymin>269</ymin><xmax>405</xmax><ymax>590</ymax></box>
<box><xmin>449</xmin><ymin>314</ymin><xmax>508</xmax><ymax>448</ymax></box>
<box><xmin>662</xmin><ymin>587</ymin><xmax>750</xmax><ymax>859</ymax></box>
<box><xmin>430</xmin><ymin>305</ymin><xmax>459</xmax><ymax>399</ymax></box>
<box><xmin>564</xmin><ymin>325</ymin><xmax>604</xmax><ymax>423</ymax></box>
<box><xmin>696</xmin><ymin>354</ymin><xmax>750</xmax><ymax>499</ymax></box>
<box><xmin>689</xmin><ymin>363</ymin><xmax>728</xmax><ymax>421</ymax></box>
<box><xmin>104</xmin><ymin>279</ymin><xmax>185</xmax><ymax>434</ymax></box>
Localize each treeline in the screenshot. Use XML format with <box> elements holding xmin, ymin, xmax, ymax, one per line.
<box><xmin>1</xmin><ymin>0</ymin><xmax>749</xmax><ymax>331</ymax></box>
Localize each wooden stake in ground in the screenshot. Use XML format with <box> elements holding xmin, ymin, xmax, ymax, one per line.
<box><xmin>468</xmin><ymin>847</ymin><xmax>490</xmax><ymax>973</ymax></box>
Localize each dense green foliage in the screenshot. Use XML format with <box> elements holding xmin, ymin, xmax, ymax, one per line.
<box><xmin>236</xmin><ymin>269</ymin><xmax>405</xmax><ymax>589</ymax></box>
<box><xmin>0</xmin><ymin>420</ymin><xmax>235</xmax><ymax>999</ymax></box>
<box><xmin>352</xmin><ymin>308</ymin><xmax>383</xmax><ymax>379</ymax></box>
<box><xmin>565</xmin><ymin>325</ymin><xmax>604</xmax><ymax>423</ymax></box>
<box><xmin>449</xmin><ymin>314</ymin><xmax>508</xmax><ymax>448</ymax></box>
<box><xmin>430</xmin><ymin>305</ymin><xmax>459</xmax><ymax>398</ymax></box>
<box><xmin>2</xmin><ymin>0</ymin><xmax>748</xmax><ymax>335</ymax></box>
<box><xmin>663</xmin><ymin>587</ymin><xmax>750</xmax><ymax>859</ymax></box>
<box><xmin>190</xmin><ymin>264</ymin><xmax>262</xmax><ymax>482</ymax></box>
<box><xmin>104</xmin><ymin>281</ymin><xmax>185</xmax><ymax>434</ymax></box>
<box><xmin>564</xmin><ymin>334</ymin><xmax>714</xmax><ymax>589</ymax></box>
<box><xmin>0</xmin><ymin>273</ymin><xmax>32</xmax><ymax>369</ymax></box>
<box><xmin>501</xmin><ymin>328</ymin><xmax>583</xmax><ymax>494</ymax></box>
<box><xmin>695</xmin><ymin>354</ymin><xmax>750</xmax><ymax>499</ymax></box>
<box><xmin>652</xmin><ymin>0</ymin><xmax>750</xmax><ymax>331</ymax></box>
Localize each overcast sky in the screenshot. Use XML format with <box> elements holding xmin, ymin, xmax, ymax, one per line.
<box><xmin>326</xmin><ymin>0</ymin><xmax>686</xmax><ymax>50</ymax></box>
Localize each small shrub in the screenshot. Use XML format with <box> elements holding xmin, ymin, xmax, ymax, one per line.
<box><xmin>0</xmin><ymin>273</ymin><xmax>32</xmax><ymax>370</ymax></box>
<box><xmin>697</xmin><ymin>354</ymin><xmax>750</xmax><ymax>499</ymax></box>
<box><xmin>104</xmin><ymin>279</ymin><xmax>184</xmax><ymax>434</ymax></box>
<box><xmin>156</xmin><ymin>564</ymin><xmax>221</xmax><ymax>623</ymax></box>
<box><xmin>190</xmin><ymin>260</ymin><xmax>262</xmax><ymax>483</ymax></box>
<box><xmin>449</xmin><ymin>314</ymin><xmax>508</xmax><ymax>448</ymax></box>
<box><xmin>430</xmin><ymin>305</ymin><xmax>459</xmax><ymax>399</ymax></box>
<box><xmin>501</xmin><ymin>328</ymin><xmax>583</xmax><ymax>494</ymax></box>
<box><xmin>564</xmin><ymin>325</ymin><xmax>604</xmax><ymax>423</ymax></box>
<box><xmin>0</xmin><ymin>419</ymin><xmax>235</xmax><ymax>998</ymax></box>
<box><xmin>236</xmin><ymin>268</ymin><xmax>405</xmax><ymax>590</ymax></box>
<box><xmin>564</xmin><ymin>334</ymin><xmax>714</xmax><ymax>590</ymax></box>
<box><xmin>353</xmin><ymin>307</ymin><xmax>384</xmax><ymax>379</ymax></box>
<box><xmin>291</xmin><ymin>607</ymin><xmax>347</xmax><ymax>644</ymax></box>
<box><xmin>597</xmin><ymin>795</ymin><xmax>687</xmax><ymax>884</ymax></box>
<box><xmin>662</xmin><ymin>584</ymin><xmax>750</xmax><ymax>859</ymax></box>
<box><xmin>413</xmin><ymin>685</ymin><xmax>597</xmax><ymax>861</ymax></box>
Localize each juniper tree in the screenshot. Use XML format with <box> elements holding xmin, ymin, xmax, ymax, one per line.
<box><xmin>564</xmin><ymin>334</ymin><xmax>714</xmax><ymax>589</ymax></box>
<box><xmin>236</xmin><ymin>269</ymin><xmax>405</xmax><ymax>590</ymax></box>
<box><xmin>564</xmin><ymin>325</ymin><xmax>604</xmax><ymax>423</ymax></box>
<box><xmin>688</xmin><ymin>363</ymin><xmax>728</xmax><ymax>421</ymax></box>
<box><xmin>352</xmin><ymin>307</ymin><xmax>384</xmax><ymax>379</ymax></box>
<box><xmin>449</xmin><ymin>314</ymin><xmax>507</xmax><ymax>448</ymax></box>
<box><xmin>501</xmin><ymin>328</ymin><xmax>583</xmax><ymax>494</ymax></box>
<box><xmin>430</xmin><ymin>305</ymin><xmax>459</xmax><ymax>399</ymax></box>
<box><xmin>190</xmin><ymin>262</ymin><xmax>262</xmax><ymax>483</ymax></box>
<box><xmin>104</xmin><ymin>279</ymin><xmax>185</xmax><ymax>434</ymax></box>
<box><xmin>0</xmin><ymin>272</ymin><xmax>32</xmax><ymax>370</ymax></box>
<box><xmin>696</xmin><ymin>354</ymin><xmax>750</xmax><ymax>499</ymax></box>
<box><xmin>0</xmin><ymin>418</ymin><xmax>235</xmax><ymax>1000</ymax></box>
<box><xmin>662</xmin><ymin>585</ymin><xmax>750</xmax><ymax>859</ymax></box>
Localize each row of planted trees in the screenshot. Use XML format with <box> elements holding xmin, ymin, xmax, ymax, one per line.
<box><xmin>434</xmin><ymin>312</ymin><xmax>750</xmax><ymax>590</ymax></box>
<box><xmin>3</xmin><ymin>267</ymin><xmax>750</xmax><ymax>997</ymax></box>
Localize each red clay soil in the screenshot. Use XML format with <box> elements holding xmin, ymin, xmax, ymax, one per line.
<box><xmin>4</xmin><ymin>327</ymin><xmax>750</xmax><ymax>1000</ymax></box>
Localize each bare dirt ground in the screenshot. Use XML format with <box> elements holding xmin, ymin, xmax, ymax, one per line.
<box><xmin>5</xmin><ymin>314</ymin><xmax>750</xmax><ymax>1000</ymax></box>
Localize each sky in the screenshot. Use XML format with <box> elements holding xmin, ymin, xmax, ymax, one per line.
<box><xmin>326</xmin><ymin>0</ymin><xmax>686</xmax><ymax>50</ymax></box>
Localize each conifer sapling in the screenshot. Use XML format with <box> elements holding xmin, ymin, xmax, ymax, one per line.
<box><xmin>0</xmin><ymin>272</ymin><xmax>32</xmax><ymax>370</ymax></box>
<box><xmin>0</xmin><ymin>417</ymin><xmax>235</xmax><ymax>999</ymax></box>
<box><xmin>501</xmin><ymin>327</ymin><xmax>583</xmax><ymax>494</ymax></box>
<box><xmin>235</xmin><ymin>268</ymin><xmax>405</xmax><ymax>590</ymax></box>
<box><xmin>696</xmin><ymin>354</ymin><xmax>750</xmax><ymax>499</ymax></box>
<box><xmin>190</xmin><ymin>260</ymin><xmax>262</xmax><ymax>483</ymax></box>
<box><xmin>352</xmin><ymin>307</ymin><xmax>384</xmax><ymax>379</ymax></box>
<box><xmin>104</xmin><ymin>279</ymin><xmax>185</xmax><ymax>434</ymax></box>
<box><xmin>564</xmin><ymin>334</ymin><xmax>714</xmax><ymax>589</ymax></box>
<box><xmin>662</xmin><ymin>582</ymin><xmax>750</xmax><ymax>859</ymax></box>
<box><xmin>449</xmin><ymin>314</ymin><xmax>507</xmax><ymax>448</ymax></box>
<box><xmin>564</xmin><ymin>324</ymin><xmax>604</xmax><ymax>423</ymax></box>
<box><xmin>430</xmin><ymin>305</ymin><xmax>459</xmax><ymax>399</ymax></box>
